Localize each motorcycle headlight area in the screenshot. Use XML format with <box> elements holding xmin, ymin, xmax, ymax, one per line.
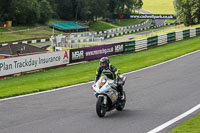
<box><xmin>99</xmin><ymin>82</ymin><xmax>105</xmax><ymax>87</ymax></box>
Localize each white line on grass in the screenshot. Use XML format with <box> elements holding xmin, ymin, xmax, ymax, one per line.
<box><xmin>0</xmin><ymin>50</ymin><xmax>200</xmax><ymax>103</ymax></box>
<box><xmin>147</xmin><ymin>104</ymin><xmax>200</xmax><ymax>133</ymax></box>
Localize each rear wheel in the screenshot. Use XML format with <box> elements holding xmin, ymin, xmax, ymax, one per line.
<box><xmin>116</xmin><ymin>91</ymin><xmax>126</xmax><ymax>111</ymax></box>
<box><xmin>96</xmin><ymin>96</ymin><xmax>106</xmax><ymax>117</ymax></box>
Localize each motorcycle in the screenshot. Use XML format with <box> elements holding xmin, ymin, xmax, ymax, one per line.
<box><xmin>92</xmin><ymin>69</ymin><xmax>127</xmax><ymax>117</ymax></box>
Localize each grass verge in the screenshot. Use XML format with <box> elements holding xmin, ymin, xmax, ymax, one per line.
<box><xmin>0</xmin><ymin>27</ymin><xmax>65</xmax><ymax>43</ymax></box>
<box><xmin>114</xmin><ymin>19</ymin><xmax>146</xmax><ymax>27</ymax></box>
<box><xmin>89</xmin><ymin>21</ymin><xmax>119</xmax><ymax>32</ymax></box>
<box><xmin>89</xmin><ymin>19</ymin><xmax>146</xmax><ymax>32</ymax></box>
<box><xmin>142</xmin><ymin>0</ymin><xmax>175</xmax><ymax>14</ymax></box>
<box><xmin>0</xmin><ymin>19</ymin><xmax>146</xmax><ymax>43</ymax></box>
<box><xmin>0</xmin><ymin>36</ymin><xmax>200</xmax><ymax>99</ymax></box>
<box><xmin>170</xmin><ymin>113</ymin><xmax>200</xmax><ymax>133</ymax></box>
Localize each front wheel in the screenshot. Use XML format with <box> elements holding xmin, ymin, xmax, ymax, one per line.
<box><xmin>96</xmin><ymin>96</ymin><xmax>106</xmax><ymax>117</ymax></box>
<box><xmin>116</xmin><ymin>91</ymin><xmax>126</xmax><ymax>111</ymax></box>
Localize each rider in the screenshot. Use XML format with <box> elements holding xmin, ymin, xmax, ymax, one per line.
<box><xmin>95</xmin><ymin>57</ymin><xmax>123</xmax><ymax>96</ymax></box>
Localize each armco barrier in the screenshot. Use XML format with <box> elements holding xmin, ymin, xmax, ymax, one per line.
<box><xmin>196</xmin><ymin>28</ymin><xmax>200</xmax><ymax>35</ymax></box>
<box><xmin>158</xmin><ymin>34</ymin><xmax>167</xmax><ymax>46</ymax></box>
<box><xmin>69</xmin><ymin>27</ymin><xmax>200</xmax><ymax>64</ymax></box>
<box><xmin>190</xmin><ymin>29</ymin><xmax>196</xmax><ymax>38</ymax></box>
<box><xmin>0</xmin><ymin>38</ymin><xmax>50</xmax><ymax>46</ymax></box>
<box><xmin>124</xmin><ymin>41</ymin><xmax>135</xmax><ymax>53</ymax></box>
<box><xmin>135</xmin><ymin>38</ymin><xmax>147</xmax><ymax>52</ymax></box>
<box><xmin>176</xmin><ymin>31</ymin><xmax>183</xmax><ymax>41</ymax></box>
<box><xmin>147</xmin><ymin>36</ymin><xmax>158</xmax><ymax>48</ymax></box>
<box><xmin>183</xmin><ymin>29</ymin><xmax>190</xmax><ymax>39</ymax></box>
<box><xmin>167</xmin><ymin>32</ymin><xmax>176</xmax><ymax>43</ymax></box>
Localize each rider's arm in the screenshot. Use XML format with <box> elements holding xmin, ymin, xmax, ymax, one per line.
<box><xmin>110</xmin><ymin>65</ymin><xmax>117</xmax><ymax>80</ymax></box>
<box><xmin>95</xmin><ymin>66</ymin><xmax>102</xmax><ymax>82</ymax></box>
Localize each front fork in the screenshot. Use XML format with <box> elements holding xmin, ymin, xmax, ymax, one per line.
<box><xmin>98</xmin><ymin>95</ymin><xmax>107</xmax><ymax>104</ymax></box>
<box><xmin>97</xmin><ymin>95</ymin><xmax>107</xmax><ymax>109</ymax></box>
<box><xmin>103</xmin><ymin>96</ymin><xmax>107</xmax><ymax>104</ymax></box>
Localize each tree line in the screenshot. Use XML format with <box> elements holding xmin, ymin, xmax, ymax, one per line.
<box><xmin>174</xmin><ymin>0</ymin><xmax>200</xmax><ymax>26</ymax></box>
<box><xmin>0</xmin><ymin>0</ymin><xmax>143</xmax><ymax>25</ymax></box>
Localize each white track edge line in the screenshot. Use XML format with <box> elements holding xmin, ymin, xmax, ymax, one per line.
<box><xmin>0</xmin><ymin>50</ymin><xmax>200</xmax><ymax>102</ymax></box>
<box><xmin>147</xmin><ymin>104</ymin><xmax>200</xmax><ymax>133</ymax></box>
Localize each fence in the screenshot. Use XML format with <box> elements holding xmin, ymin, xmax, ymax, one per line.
<box><xmin>0</xmin><ymin>38</ymin><xmax>50</xmax><ymax>47</ymax></box>
<box><xmin>69</xmin><ymin>27</ymin><xmax>200</xmax><ymax>64</ymax></box>
<box><xmin>0</xmin><ymin>20</ymin><xmax>172</xmax><ymax>46</ymax></box>
<box><xmin>1</xmin><ymin>27</ymin><xmax>200</xmax><ymax>77</ymax></box>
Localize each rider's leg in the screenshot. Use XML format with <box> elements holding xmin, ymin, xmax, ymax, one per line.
<box><xmin>117</xmin><ymin>85</ymin><xmax>123</xmax><ymax>96</ymax></box>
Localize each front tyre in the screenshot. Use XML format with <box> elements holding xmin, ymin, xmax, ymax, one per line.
<box><xmin>96</xmin><ymin>96</ymin><xmax>106</xmax><ymax>117</ymax></box>
<box><xmin>116</xmin><ymin>91</ymin><xmax>126</xmax><ymax>111</ymax></box>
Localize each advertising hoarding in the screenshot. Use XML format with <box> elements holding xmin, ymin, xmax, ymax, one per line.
<box><xmin>70</xmin><ymin>43</ymin><xmax>124</xmax><ymax>63</ymax></box>
<box><xmin>0</xmin><ymin>50</ymin><xmax>69</xmax><ymax>77</ymax></box>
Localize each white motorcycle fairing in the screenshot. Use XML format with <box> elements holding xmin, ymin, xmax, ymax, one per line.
<box><xmin>92</xmin><ymin>76</ymin><xmax>119</xmax><ymax>103</ymax></box>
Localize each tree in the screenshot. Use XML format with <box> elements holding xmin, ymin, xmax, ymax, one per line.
<box><xmin>1</xmin><ymin>0</ymin><xmax>144</xmax><ymax>25</ymax></box>
<box><xmin>10</xmin><ymin>0</ymin><xmax>40</xmax><ymax>25</ymax></box>
<box><xmin>0</xmin><ymin>0</ymin><xmax>12</xmax><ymax>22</ymax></box>
<box><xmin>174</xmin><ymin>0</ymin><xmax>200</xmax><ymax>26</ymax></box>
<box><xmin>55</xmin><ymin>0</ymin><xmax>73</xmax><ymax>20</ymax></box>
<box><xmin>135</xmin><ymin>0</ymin><xmax>143</xmax><ymax>9</ymax></box>
<box><xmin>39</xmin><ymin>0</ymin><xmax>54</xmax><ymax>24</ymax></box>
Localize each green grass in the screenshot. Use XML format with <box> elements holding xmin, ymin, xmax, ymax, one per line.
<box><xmin>142</xmin><ymin>0</ymin><xmax>175</xmax><ymax>14</ymax></box>
<box><xmin>89</xmin><ymin>21</ymin><xmax>119</xmax><ymax>32</ymax></box>
<box><xmin>114</xmin><ymin>19</ymin><xmax>146</xmax><ymax>27</ymax></box>
<box><xmin>0</xmin><ymin>26</ymin><xmax>35</xmax><ymax>33</ymax></box>
<box><xmin>0</xmin><ymin>19</ymin><xmax>146</xmax><ymax>43</ymax></box>
<box><xmin>0</xmin><ymin>27</ymin><xmax>66</xmax><ymax>43</ymax></box>
<box><xmin>0</xmin><ymin>27</ymin><xmax>9</xmax><ymax>32</ymax></box>
<box><xmin>170</xmin><ymin>113</ymin><xmax>200</xmax><ymax>133</ymax></box>
<box><xmin>0</xmin><ymin>35</ymin><xmax>200</xmax><ymax>99</ymax></box>
<box><xmin>89</xmin><ymin>19</ymin><xmax>146</xmax><ymax>32</ymax></box>
<box><xmin>166</xmin><ymin>19</ymin><xmax>176</xmax><ymax>24</ymax></box>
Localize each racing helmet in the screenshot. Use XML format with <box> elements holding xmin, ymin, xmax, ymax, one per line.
<box><xmin>100</xmin><ymin>57</ymin><xmax>109</xmax><ymax>68</ymax></box>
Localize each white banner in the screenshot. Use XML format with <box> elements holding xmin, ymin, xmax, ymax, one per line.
<box><xmin>0</xmin><ymin>50</ymin><xmax>69</xmax><ymax>77</ymax></box>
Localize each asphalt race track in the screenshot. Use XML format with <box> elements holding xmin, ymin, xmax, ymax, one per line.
<box><xmin>0</xmin><ymin>51</ymin><xmax>200</xmax><ymax>133</ymax></box>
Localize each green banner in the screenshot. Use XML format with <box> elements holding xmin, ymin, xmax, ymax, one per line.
<box><xmin>183</xmin><ymin>29</ymin><xmax>190</xmax><ymax>39</ymax></box>
<box><xmin>147</xmin><ymin>36</ymin><xmax>158</xmax><ymax>48</ymax></box>
<box><xmin>167</xmin><ymin>32</ymin><xmax>176</xmax><ymax>43</ymax></box>
<box><xmin>196</xmin><ymin>28</ymin><xmax>200</xmax><ymax>36</ymax></box>
<box><xmin>124</xmin><ymin>41</ymin><xmax>135</xmax><ymax>53</ymax></box>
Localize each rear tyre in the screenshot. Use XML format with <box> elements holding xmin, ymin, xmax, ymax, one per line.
<box><xmin>96</xmin><ymin>96</ymin><xmax>106</xmax><ymax>117</ymax></box>
<box><xmin>116</xmin><ymin>91</ymin><xmax>126</xmax><ymax>111</ymax></box>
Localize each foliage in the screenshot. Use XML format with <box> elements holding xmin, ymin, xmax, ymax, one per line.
<box><xmin>174</xmin><ymin>0</ymin><xmax>200</xmax><ymax>26</ymax></box>
<box><xmin>39</xmin><ymin>0</ymin><xmax>54</xmax><ymax>24</ymax></box>
<box><xmin>10</xmin><ymin>0</ymin><xmax>40</xmax><ymax>25</ymax></box>
<box><xmin>0</xmin><ymin>0</ymin><xmax>144</xmax><ymax>25</ymax></box>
